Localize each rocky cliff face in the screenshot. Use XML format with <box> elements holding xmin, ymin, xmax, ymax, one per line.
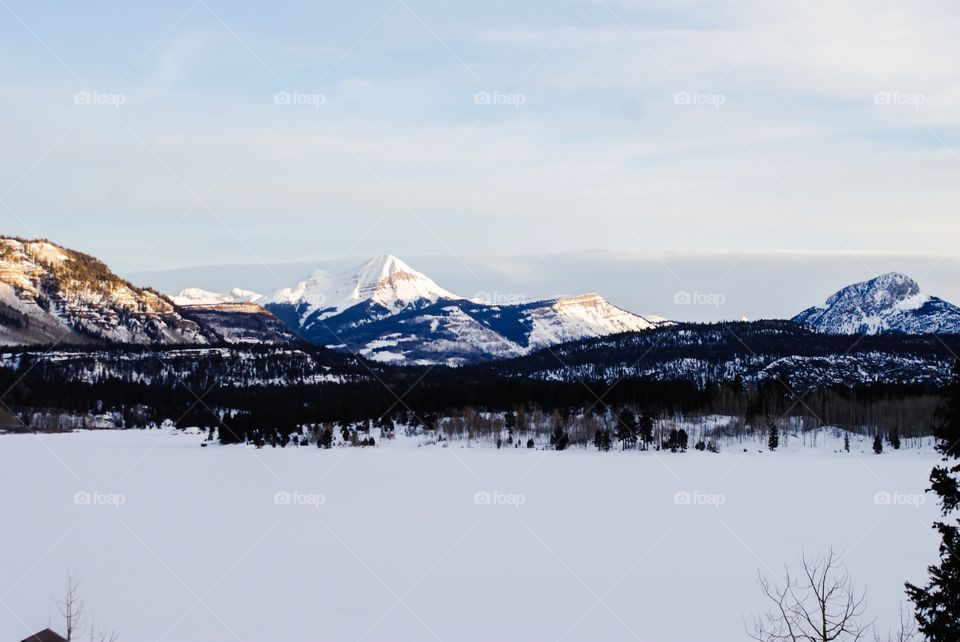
<box><xmin>0</xmin><ymin>238</ymin><xmax>209</xmax><ymax>346</ymax></box>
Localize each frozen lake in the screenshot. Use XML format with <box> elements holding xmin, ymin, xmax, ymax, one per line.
<box><xmin>0</xmin><ymin>429</ymin><xmax>941</xmax><ymax>642</ymax></box>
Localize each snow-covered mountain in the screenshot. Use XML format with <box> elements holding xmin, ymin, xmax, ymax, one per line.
<box><xmin>172</xmin><ymin>288</ymin><xmax>263</xmax><ymax>306</ymax></box>
<box><xmin>263</xmin><ymin>256</ymin><xmax>669</xmax><ymax>364</ymax></box>
<box><xmin>0</xmin><ymin>238</ymin><xmax>209</xmax><ymax>346</ymax></box>
<box><xmin>265</xmin><ymin>255</ymin><xmax>460</xmax><ymax>332</ymax></box>
<box><xmin>793</xmin><ymin>272</ymin><xmax>960</xmax><ymax>335</ymax></box>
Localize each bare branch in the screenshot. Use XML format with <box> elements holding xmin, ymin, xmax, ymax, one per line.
<box><xmin>749</xmin><ymin>549</ymin><xmax>871</xmax><ymax>642</ymax></box>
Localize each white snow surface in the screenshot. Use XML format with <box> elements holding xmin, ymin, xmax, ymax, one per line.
<box><xmin>0</xmin><ymin>428</ymin><xmax>940</xmax><ymax>642</ymax></box>
<box><xmin>266</xmin><ymin>255</ymin><xmax>461</xmax><ymax>319</ymax></box>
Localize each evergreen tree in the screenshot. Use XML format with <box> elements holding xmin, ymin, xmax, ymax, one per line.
<box><xmin>677</xmin><ymin>429</ymin><xmax>688</xmax><ymax>452</ymax></box>
<box><xmin>616</xmin><ymin>409</ymin><xmax>638</xmax><ymax>450</ymax></box>
<box><xmin>526</xmin><ymin>437</ymin><xmax>535</xmax><ymax>449</ymax></box>
<box><xmin>873</xmin><ymin>433</ymin><xmax>883</xmax><ymax>454</ymax></box>
<box><xmin>843</xmin><ymin>432</ymin><xmax>850</xmax><ymax>453</ymax></box>
<box><xmin>593</xmin><ymin>428</ymin><xmax>611</xmax><ymax>452</ymax></box>
<box><xmin>666</xmin><ymin>429</ymin><xmax>676</xmax><ymax>452</ymax></box>
<box><xmin>638</xmin><ymin>413</ymin><xmax>654</xmax><ymax>449</ymax></box>
<box><xmin>665</xmin><ymin>429</ymin><xmax>680</xmax><ymax>452</ymax></box>
<box><xmin>890</xmin><ymin>429</ymin><xmax>901</xmax><ymax>450</ymax></box>
<box><xmin>504</xmin><ymin>410</ymin><xmax>516</xmax><ymax>433</ymax></box>
<box><xmin>319</xmin><ymin>427</ymin><xmax>333</xmax><ymax>449</ymax></box>
<box><xmin>906</xmin><ymin>360</ymin><xmax>960</xmax><ymax>641</ymax></box>
<box><xmin>767</xmin><ymin>421</ymin><xmax>779</xmax><ymax>451</ymax></box>
<box><xmin>550</xmin><ymin>424</ymin><xmax>569</xmax><ymax>451</ymax></box>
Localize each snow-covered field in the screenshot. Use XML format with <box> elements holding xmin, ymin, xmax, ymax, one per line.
<box><xmin>0</xmin><ymin>429</ymin><xmax>941</xmax><ymax>642</ymax></box>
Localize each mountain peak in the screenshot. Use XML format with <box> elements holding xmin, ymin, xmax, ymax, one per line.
<box><xmin>794</xmin><ymin>272</ymin><xmax>960</xmax><ymax>335</ymax></box>
<box><xmin>363</xmin><ymin>254</ymin><xmax>410</xmax><ymax>277</ymax></box>
<box><xmin>823</xmin><ymin>272</ymin><xmax>923</xmax><ymax>311</ymax></box>
<box><xmin>266</xmin><ymin>255</ymin><xmax>461</xmax><ymax>323</ymax></box>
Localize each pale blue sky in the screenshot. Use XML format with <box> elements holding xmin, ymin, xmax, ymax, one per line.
<box><xmin>1</xmin><ymin>0</ymin><xmax>959</xmax><ymax>319</ymax></box>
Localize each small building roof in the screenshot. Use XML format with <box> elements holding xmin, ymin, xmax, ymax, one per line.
<box><xmin>20</xmin><ymin>629</ymin><xmax>68</xmax><ymax>642</ymax></box>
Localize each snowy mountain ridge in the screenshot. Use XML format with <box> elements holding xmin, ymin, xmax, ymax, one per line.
<box><xmin>172</xmin><ymin>287</ymin><xmax>264</xmax><ymax>306</ymax></box>
<box><xmin>792</xmin><ymin>272</ymin><xmax>960</xmax><ymax>335</ymax></box>
<box><xmin>261</xmin><ymin>256</ymin><xmax>669</xmax><ymax>364</ymax></box>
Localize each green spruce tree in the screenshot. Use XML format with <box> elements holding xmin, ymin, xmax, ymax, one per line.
<box><xmin>768</xmin><ymin>421</ymin><xmax>779</xmax><ymax>451</ymax></box>
<box><xmin>906</xmin><ymin>360</ymin><xmax>960</xmax><ymax>641</ymax></box>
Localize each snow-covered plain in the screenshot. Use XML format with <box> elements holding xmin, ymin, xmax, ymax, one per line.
<box><xmin>0</xmin><ymin>430</ymin><xmax>941</xmax><ymax>642</ymax></box>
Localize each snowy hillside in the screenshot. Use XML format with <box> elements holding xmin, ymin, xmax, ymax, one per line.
<box><xmin>492</xmin><ymin>320</ymin><xmax>960</xmax><ymax>388</ymax></box>
<box><xmin>793</xmin><ymin>272</ymin><xmax>960</xmax><ymax>335</ymax></box>
<box><xmin>523</xmin><ymin>293</ymin><xmax>663</xmax><ymax>349</ymax></box>
<box><xmin>0</xmin><ymin>238</ymin><xmax>209</xmax><ymax>346</ymax></box>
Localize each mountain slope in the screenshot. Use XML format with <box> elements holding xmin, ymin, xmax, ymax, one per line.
<box><xmin>177</xmin><ymin>303</ymin><xmax>302</xmax><ymax>344</ymax></box>
<box><xmin>328</xmin><ymin>295</ymin><xmax>668</xmax><ymax>365</ymax></box>
<box><xmin>0</xmin><ymin>238</ymin><xmax>209</xmax><ymax>346</ymax></box>
<box><xmin>793</xmin><ymin>272</ymin><xmax>960</xmax><ymax>335</ymax></box>
<box><xmin>263</xmin><ymin>256</ymin><xmax>668</xmax><ymax>364</ymax></box>
<box><xmin>480</xmin><ymin>320</ymin><xmax>960</xmax><ymax>389</ymax></box>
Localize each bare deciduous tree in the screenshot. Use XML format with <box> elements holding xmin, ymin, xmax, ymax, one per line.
<box><xmin>872</xmin><ymin>606</ymin><xmax>917</xmax><ymax>642</ymax></box>
<box><xmin>748</xmin><ymin>549</ymin><xmax>871</xmax><ymax>642</ymax></box>
<box><xmin>59</xmin><ymin>572</ymin><xmax>84</xmax><ymax>642</ymax></box>
<box><xmin>88</xmin><ymin>617</ymin><xmax>119</xmax><ymax>642</ymax></box>
<box><xmin>57</xmin><ymin>573</ymin><xmax>119</xmax><ymax>642</ymax></box>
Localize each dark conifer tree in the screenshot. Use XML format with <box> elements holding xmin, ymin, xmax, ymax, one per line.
<box><xmin>906</xmin><ymin>360</ymin><xmax>960</xmax><ymax>641</ymax></box>
<box><xmin>593</xmin><ymin>428</ymin><xmax>611</xmax><ymax>452</ymax></box>
<box><xmin>890</xmin><ymin>429</ymin><xmax>901</xmax><ymax>450</ymax></box>
<box><xmin>504</xmin><ymin>411</ymin><xmax>516</xmax><ymax>433</ymax></box>
<box><xmin>666</xmin><ymin>429</ymin><xmax>679</xmax><ymax>452</ymax></box>
<box><xmin>617</xmin><ymin>409</ymin><xmax>638</xmax><ymax>450</ymax></box>
<box><xmin>768</xmin><ymin>421</ymin><xmax>779</xmax><ymax>451</ymax></box>
<box><xmin>550</xmin><ymin>424</ymin><xmax>569</xmax><ymax>451</ymax></box>
<box><xmin>639</xmin><ymin>413</ymin><xmax>654</xmax><ymax>450</ymax></box>
<box><xmin>319</xmin><ymin>427</ymin><xmax>333</xmax><ymax>449</ymax></box>
<box><xmin>873</xmin><ymin>433</ymin><xmax>883</xmax><ymax>454</ymax></box>
<box><xmin>677</xmin><ymin>428</ymin><xmax>688</xmax><ymax>452</ymax></box>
